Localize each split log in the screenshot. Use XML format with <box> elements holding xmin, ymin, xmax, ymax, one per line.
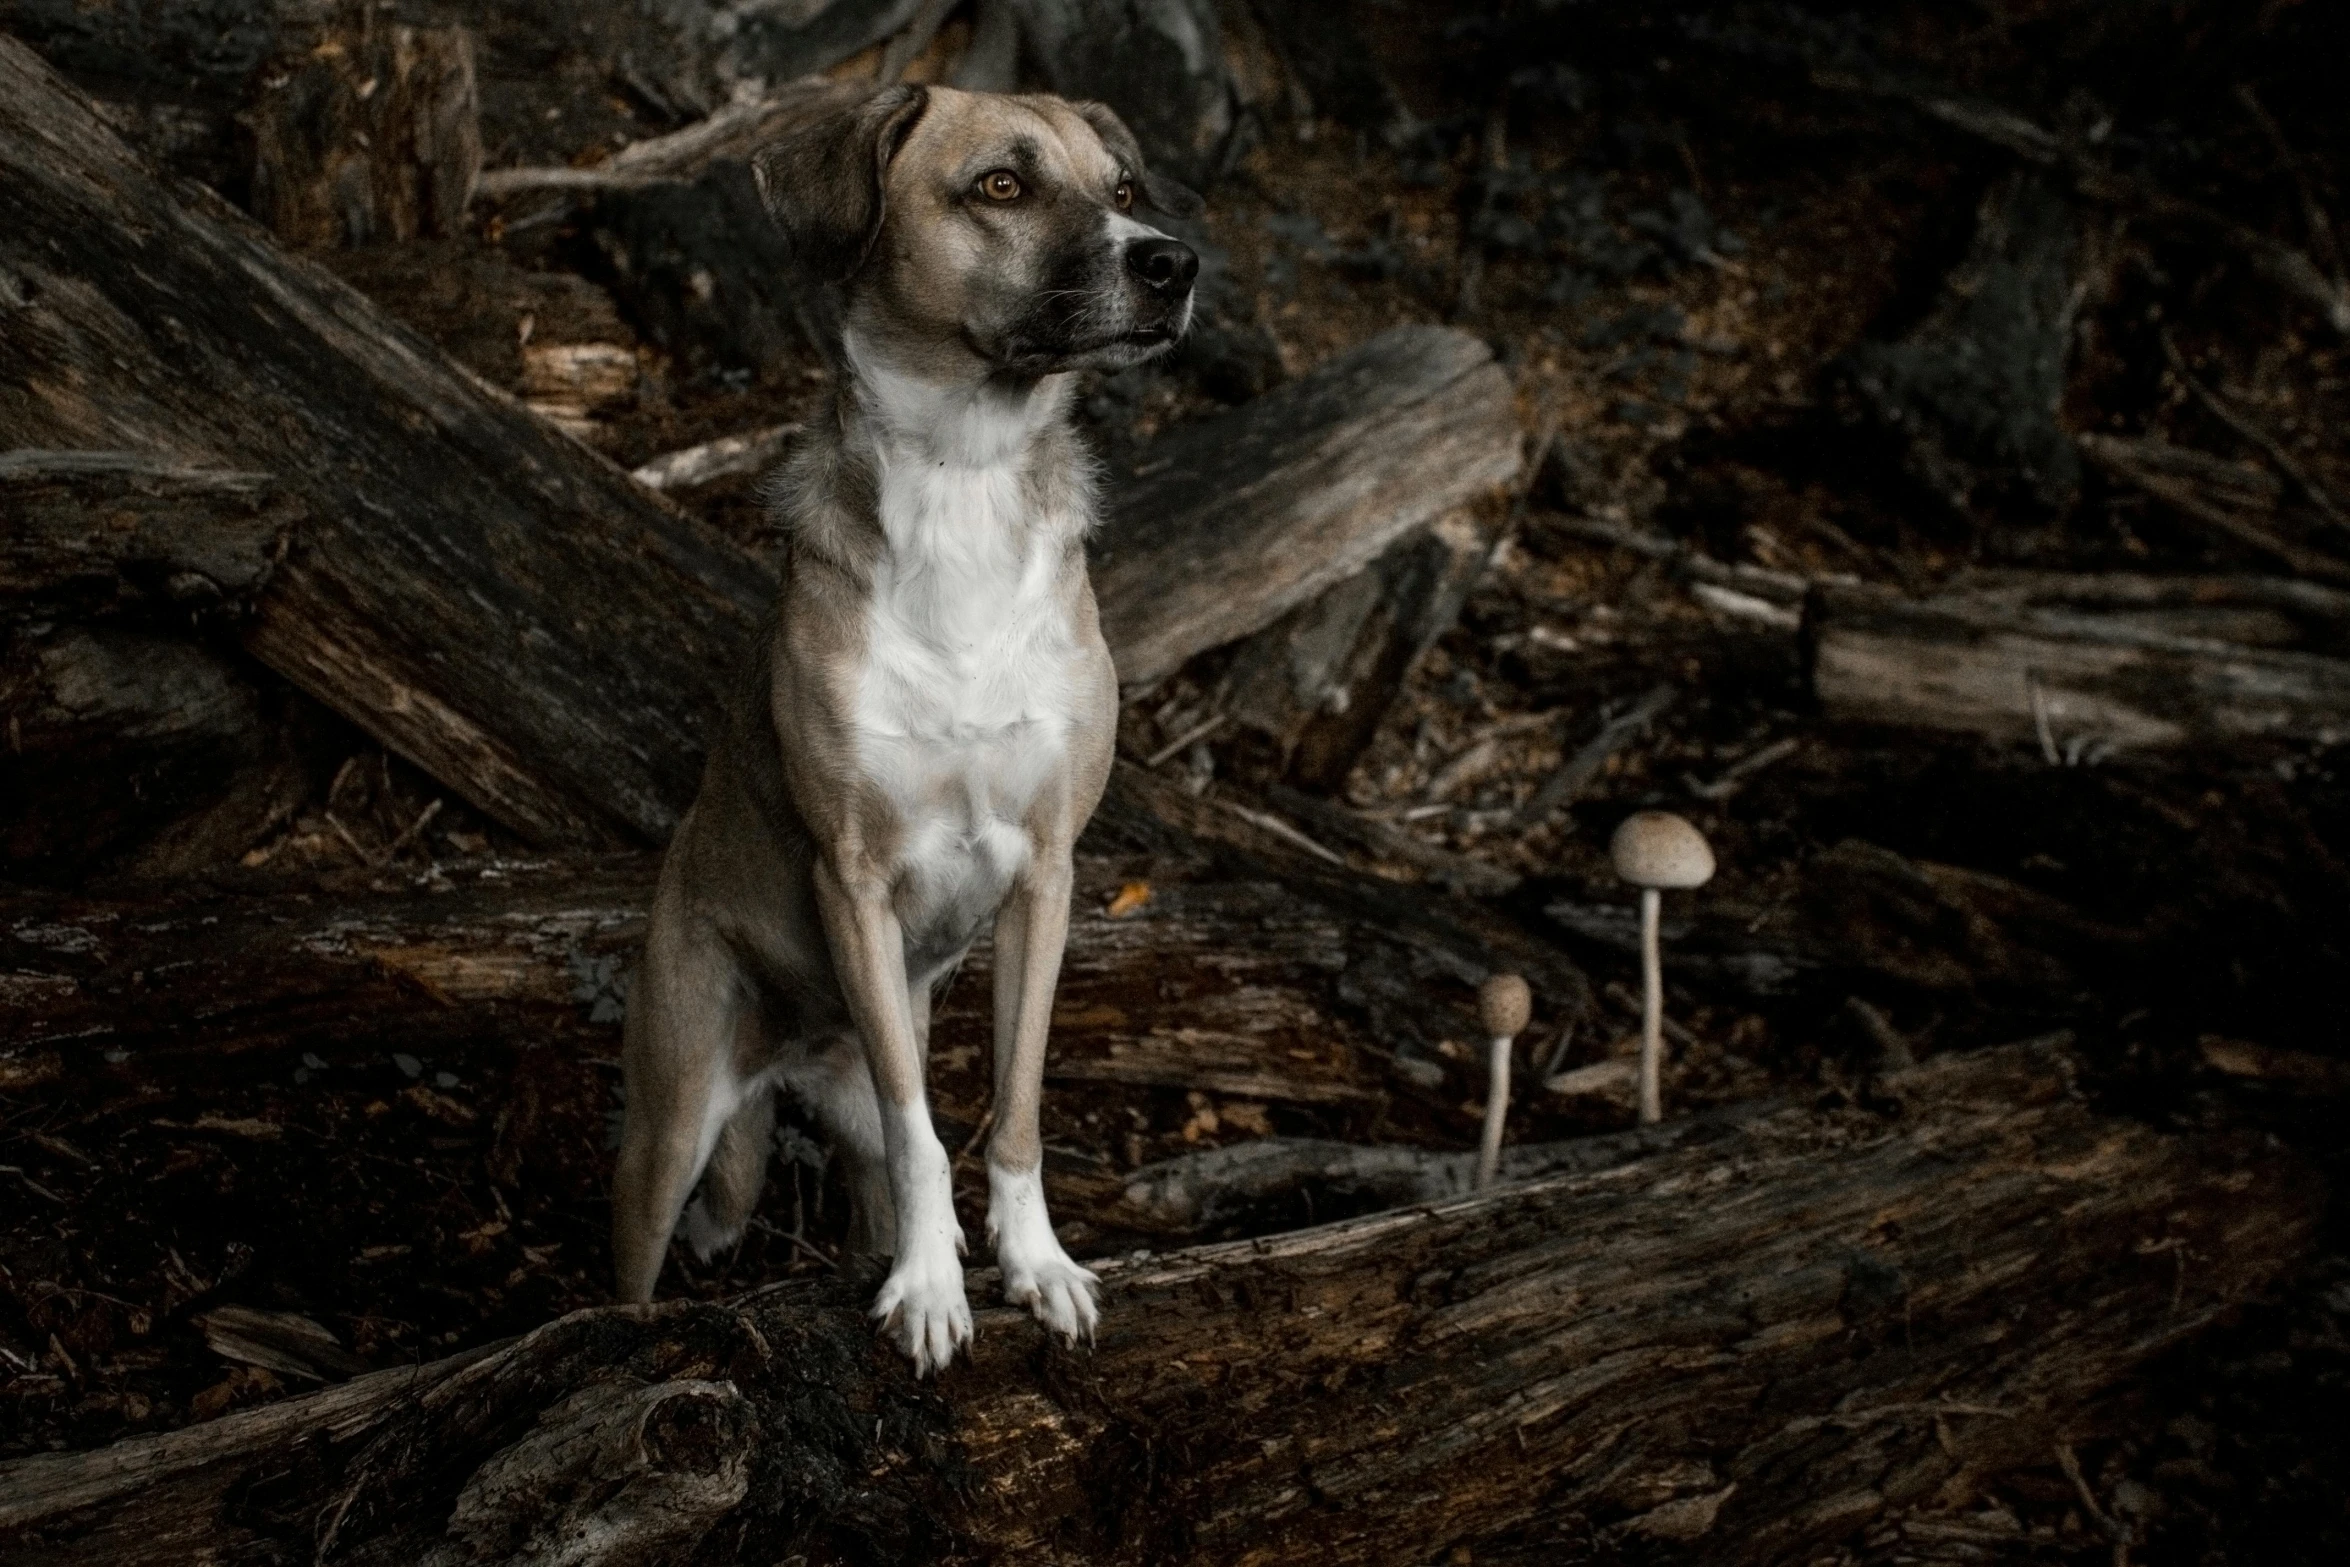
<box><xmin>0</xmin><ymin>1039</ymin><xmax>2315</xmax><ymax>1565</ymax></box>
<box><xmin>0</xmin><ymin>451</ymin><xmax>299</xmax><ymax>621</ymax></box>
<box><xmin>1806</xmin><ymin>573</ymin><xmax>2350</xmax><ymax>755</ymax></box>
<box><xmin>1226</xmin><ymin>506</ymin><xmax>1496</xmax><ymax>791</ymax></box>
<box><xmin>1093</xmin><ymin>324</ymin><xmax>1523</xmax><ymax>689</ymax></box>
<box><xmin>0</xmin><ymin>37</ymin><xmax>772</xmax><ymax>846</ymax></box>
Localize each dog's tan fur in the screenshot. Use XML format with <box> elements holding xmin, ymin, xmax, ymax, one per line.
<box><xmin>612</xmin><ymin>86</ymin><xmax>1197</xmax><ymax>1374</ymax></box>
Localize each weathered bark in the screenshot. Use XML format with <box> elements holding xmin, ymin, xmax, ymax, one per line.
<box><xmin>0</xmin><ymin>1040</ymin><xmax>2315</xmax><ymax>1566</ymax></box>
<box><xmin>0</xmin><ymin>37</ymin><xmax>772</xmax><ymax>846</ymax></box>
<box><xmin>1806</xmin><ymin>572</ymin><xmax>2350</xmax><ymax>754</ymax></box>
<box><xmin>1092</xmin><ymin>325</ymin><xmax>1524</xmax><ymax>689</ymax></box>
<box><xmin>247</xmin><ymin>21</ymin><xmax>481</xmax><ymax>249</ymax></box>
<box><xmin>0</xmin><ymin>451</ymin><xmax>299</xmax><ymax>621</ymax></box>
<box><xmin>1227</xmin><ymin>506</ymin><xmax>1497</xmax><ymax>791</ymax></box>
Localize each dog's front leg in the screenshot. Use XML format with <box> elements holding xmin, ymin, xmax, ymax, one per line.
<box><xmin>813</xmin><ymin>858</ymin><xmax>971</xmax><ymax>1375</ymax></box>
<box><xmin>987</xmin><ymin>854</ymin><xmax>1101</xmax><ymax>1340</ymax></box>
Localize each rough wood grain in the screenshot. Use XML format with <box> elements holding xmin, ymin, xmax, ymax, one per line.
<box><xmin>0</xmin><ymin>450</ymin><xmax>299</xmax><ymax>621</ymax></box>
<box><xmin>0</xmin><ymin>1040</ymin><xmax>2313</xmax><ymax>1566</ymax></box>
<box><xmin>247</xmin><ymin>20</ymin><xmax>481</xmax><ymax>249</ymax></box>
<box><xmin>1807</xmin><ymin>572</ymin><xmax>2350</xmax><ymax>754</ymax></box>
<box><xmin>1091</xmin><ymin>325</ymin><xmax>1524</xmax><ymax>689</ymax></box>
<box><xmin>0</xmin><ymin>36</ymin><xmax>772</xmax><ymax>847</ymax></box>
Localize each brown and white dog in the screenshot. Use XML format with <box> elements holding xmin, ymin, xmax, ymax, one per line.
<box><xmin>611</xmin><ymin>85</ymin><xmax>1199</xmax><ymax>1374</ymax></box>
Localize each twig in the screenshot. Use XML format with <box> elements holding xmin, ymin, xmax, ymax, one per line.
<box><xmin>380</xmin><ymin>798</ymin><xmax>444</xmax><ymax>864</ymax></box>
<box><xmin>1145</xmin><ymin>712</ymin><xmax>1229</xmax><ymax>768</ymax></box>
<box><xmin>2078</xmin><ymin>433</ymin><xmax>2350</xmax><ymax>585</ymax></box>
<box><xmin>1219</xmin><ymin>801</ymin><xmax>1348</xmax><ymax>866</ymax></box>
<box><xmin>1515</xmin><ymin>684</ymin><xmax>1676</xmax><ymax>827</ymax></box>
<box><xmin>323</xmin><ymin>812</ymin><xmax>376</xmax><ymax>867</ymax></box>
<box><xmin>0</xmin><ymin>1166</ymin><xmax>64</xmax><ymax>1203</ymax></box>
<box><xmin>1687</xmin><ymin>736</ymin><xmax>1800</xmax><ymax>801</ymax></box>
<box><xmin>955</xmin><ymin>1107</ymin><xmax>997</xmax><ymax>1168</ymax></box>
<box><xmin>2158</xmin><ymin>328</ymin><xmax>2348</xmax><ymax>535</ymax></box>
<box><xmin>2055</xmin><ymin>1441</ymin><xmax>2133</xmax><ymax>1565</ymax></box>
<box><xmin>2235</xmin><ymin>85</ymin><xmax>2345</xmax><ymax>282</ymax></box>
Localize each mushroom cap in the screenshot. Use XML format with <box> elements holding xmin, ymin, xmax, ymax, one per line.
<box><xmin>1478</xmin><ymin>972</ymin><xmax>1532</xmax><ymax>1037</ymax></box>
<box><xmin>1610</xmin><ymin>811</ymin><xmax>1716</xmax><ymax>890</ymax></box>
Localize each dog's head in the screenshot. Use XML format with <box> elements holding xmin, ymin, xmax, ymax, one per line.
<box><xmin>753</xmin><ymin>86</ymin><xmax>1202</xmax><ymax>378</ymax></box>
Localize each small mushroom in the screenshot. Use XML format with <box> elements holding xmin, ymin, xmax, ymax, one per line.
<box><xmin>1474</xmin><ymin>973</ymin><xmax>1532</xmax><ymax>1191</ymax></box>
<box><xmin>1609</xmin><ymin>811</ymin><xmax>1715</xmax><ymax>1125</ymax></box>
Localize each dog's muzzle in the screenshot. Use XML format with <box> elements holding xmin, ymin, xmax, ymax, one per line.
<box><xmin>1125</xmin><ymin>237</ymin><xmax>1200</xmax><ymax>299</ymax></box>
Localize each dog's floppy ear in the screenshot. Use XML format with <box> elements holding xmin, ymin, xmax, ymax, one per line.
<box><xmin>751</xmin><ymin>85</ymin><xmax>931</xmax><ymax>283</ymax></box>
<box><xmin>1070</xmin><ymin>100</ymin><xmax>1204</xmax><ymax>219</ymax></box>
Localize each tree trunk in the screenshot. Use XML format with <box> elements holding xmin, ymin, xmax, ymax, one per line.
<box><xmin>0</xmin><ymin>36</ymin><xmax>773</xmax><ymax>848</ymax></box>
<box><xmin>0</xmin><ymin>1039</ymin><xmax>2314</xmax><ymax>1566</ymax></box>
<box><xmin>1805</xmin><ymin>572</ymin><xmax>2350</xmax><ymax>755</ymax></box>
<box><xmin>1092</xmin><ymin>325</ymin><xmax>1523</xmax><ymax>690</ymax></box>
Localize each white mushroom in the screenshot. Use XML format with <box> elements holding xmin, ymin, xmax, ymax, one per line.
<box><xmin>1609</xmin><ymin>811</ymin><xmax>1715</xmax><ymax>1125</ymax></box>
<box><xmin>1474</xmin><ymin>973</ymin><xmax>1531</xmax><ymax>1191</ymax></box>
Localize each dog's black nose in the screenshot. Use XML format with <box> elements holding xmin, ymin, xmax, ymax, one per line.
<box><xmin>1126</xmin><ymin>237</ymin><xmax>1199</xmax><ymax>296</ymax></box>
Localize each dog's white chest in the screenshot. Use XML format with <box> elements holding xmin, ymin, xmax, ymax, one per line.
<box><xmin>850</xmin><ymin>454</ymin><xmax>1077</xmax><ymax>928</ymax></box>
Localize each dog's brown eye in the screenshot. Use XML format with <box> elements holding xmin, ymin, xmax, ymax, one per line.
<box><xmin>979</xmin><ymin>170</ymin><xmax>1022</xmax><ymax>202</ymax></box>
<box><xmin>1113</xmin><ymin>181</ymin><xmax>1135</xmax><ymax>212</ymax></box>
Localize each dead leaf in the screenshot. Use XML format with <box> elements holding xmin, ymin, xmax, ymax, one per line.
<box><xmin>1106</xmin><ymin>881</ymin><xmax>1152</xmax><ymax>918</ymax></box>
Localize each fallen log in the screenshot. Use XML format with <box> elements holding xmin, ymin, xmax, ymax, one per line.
<box><xmin>1806</xmin><ymin>572</ymin><xmax>2350</xmax><ymax>755</ymax></box>
<box><xmin>1092</xmin><ymin>324</ymin><xmax>1523</xmax><ymax>689</ymax></box>
<box><xmin>0</xmin><ymin>37</ymin><xmax>773</xmax><ymax>846</ymax></box>
<box><xmin>0</xmin><ymin>1038</ymin><xmax>2314</xmax><ymax>1565</ymax></box>
<box><xmin>0</xmin><ymin>451</ymin><xmax>299</xmax><ymax>622</ymax></box>
<box><xmin>0</xmin><ymin>849</ymin><xmax>1499</xmax><ymax>1120</ymax></box>
<box><xmin>1226</xmin><ymin>505</ymin><xmax>1497</xmax><ymax>791</ymax></box>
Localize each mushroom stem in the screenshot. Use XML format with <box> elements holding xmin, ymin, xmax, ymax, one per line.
<box><xmin>1475</xmin><ymin>1032</ymin><xmax>1512</xmax><ymax>1190</ymax></box>
<box><xmin>1637</xmin><ymin>885</ymin><xmax>1664</xmax><ymax>1125</ymax></box>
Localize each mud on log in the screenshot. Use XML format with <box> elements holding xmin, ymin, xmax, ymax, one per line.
<box><xmin>0</xmin><ymin>1039</ymin><xmax>2314</xmax><ymax>1565</ymax></box>
<box><xmin>0</xmin><ymin>37</ymin><xmax>771</xmax><ymax>848</ymax></box>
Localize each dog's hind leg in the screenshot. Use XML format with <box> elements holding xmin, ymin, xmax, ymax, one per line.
<box><xmin>681</xmin><ymin>1080</ymin><xmax>774</xmax><ymax>1261</ymax></box>
<box><xmin>613</xmin><ymin>897</ymin><xmax>750</xmax><ymax>1303</ymax></box>
<box><xmin>782</xmin><ymin>1033</ymin><xmax>895</xmax><ymax>1259</ymax></box>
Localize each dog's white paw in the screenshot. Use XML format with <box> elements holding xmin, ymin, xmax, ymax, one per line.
<box><xmin>1003</xmin><ymin>1249</ymin><xmax>1100</xmax><ymax>1341</ymax></box>
<box><xmin>988</xmin><ymin>1163</ymin><xmax>1101</xmax><ymax>1342</ymax></box>
<box><xmin>869</xmin><ymin>1245</ymin><xmax>972</xmax><ymax>1376</ymax></box>
<box><xmin>679</xmin><ymin>1196</ymin><xmax>743</xmax><ymax>1262</ymax></box>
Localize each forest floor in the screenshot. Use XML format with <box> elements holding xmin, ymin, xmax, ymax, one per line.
<box><xmin>4</xmin><ymin>5</ymin><xmax>2347</xmax><ymax>1562</ymax></box>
